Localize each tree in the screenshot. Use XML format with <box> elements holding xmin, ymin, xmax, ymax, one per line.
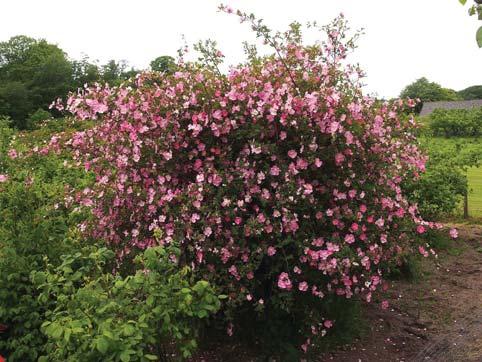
<box><xmin>100</xmin><ymin>59</ymin><xmax>139</xmax><ymax>85</ymax></box>
<box><xmin>0</xmin><ymin>82</ymin><xmax>33</xmax><ymax>129</ymax></box>
<box><xmin>150</xmin><ymin>55</ymin><xmax>176</xmax><ymax>73</ymax></box>
<box><xmin>71</xmin><ymin>56</ymin><xmax>101</xmax><ymax>89</ymax></box>
<box><xmin>0</xmin><ymin>36</ymin><xmax>72</xmax><ymax>128</ymax></box>
<box><xmin>0</xmin><ymin>35</ymin><xmax>36</xmax><ymax>68</ymax></box>
<box><xmin>458</xmin><ymin>85</ymin><xmax>482</xmax><ymax>99</ymax></box>
<box><xmin>28</xmin><ymin>42</ymin><xmax>73</xmax><ymax>110</ymax></box>
<box><xmin>400</xmin><ymin>77</ymin><xmax>460</xmax><ymax>113</ymax></box>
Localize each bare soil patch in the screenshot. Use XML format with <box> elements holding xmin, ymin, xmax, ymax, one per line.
<box><xmin>319</xmin><ymin>224</ymin><xmax>482</xmax><ymax>362</ymax></box>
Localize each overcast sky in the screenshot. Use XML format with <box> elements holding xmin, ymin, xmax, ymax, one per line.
<box><xmin>1</xmin><ymin>0</ymin><xmax>481</xmax><ymax>98</ymax></box>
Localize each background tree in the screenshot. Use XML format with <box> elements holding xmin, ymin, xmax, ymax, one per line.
<box><xmin>0</xmin><ymin>82</ymin><xmax>33</xmax><ymax>129</ymax></box>
<box><xmin>150</xmin><ymin>55</ymin><xmax>176</xmax><ymax>73</ymax></box>
<box><xmin>458</xmin><ymin>85</ymin><xmax>482</xmax><ymax>99</ymax></box>
<box><xmin>71</xmin><ymin>56</ymin><xmax>101</xmax><ymax>89</ymax></box>
<box><xmin>101</xmin><ymin>59</ymin><xmax>139</xmax><ymax>85</ymax></box>
<box><xmin>0</xmin><ymin>36</ymin><xmax>72</xmax><ymax>129</ymax></box>
<box><xmin>400</xmin><ymin>77</ymin><xmax>460</xmax><ymax>113</ymax></box>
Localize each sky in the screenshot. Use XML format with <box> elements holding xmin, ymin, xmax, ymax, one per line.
<box><xmin>1</xmin><ymin>0</ymin><xmax>481</xmax><ymax>98</ymax></box>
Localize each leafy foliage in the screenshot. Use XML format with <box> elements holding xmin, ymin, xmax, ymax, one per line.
<box><xmin>428</xmin><ymin>107</ymin><xmax>482</xmax><ymax>137</ymax></box>
<box><xmin>0</xmin><ymin>36</ymin><xmax>152</xmax><ymax>128</ymax></box>
<box><xmin>405</xmin><ymin>136</ymin><xmax>482</xmax><ymax>218</ymax></box>
<box><xmin>458</xmin><ymin>85</ymin><xmax>482</xmax><ymax>100</ymax></box>
<box><xmin>0</xmin><ymin>121</ymin><xmax>88</xmax><ymax>360</ymax></box>
<box><xmin>34</xmin><ymin>244</ymin><xmax>222</xmax><ymax>361</ymax></box>
<box><xmin>458</xmin><ymin>0</ymin><xmax>482</xmax><ymax>47</ymax></box>
<box><xmin>150</xmin><ymin>56</ymin><xmax>176</xmax><ymax>73</ymax></box>
<box><xmin>0</xmin><ymin>36</ymin><xmax>72</xmax><ymax>128</ymax></box>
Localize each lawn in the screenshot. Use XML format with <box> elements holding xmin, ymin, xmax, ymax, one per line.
<box><xmin>468</xmin><ymin>166</ymin><xmax>482</xmax><ymax>218</ymax></box>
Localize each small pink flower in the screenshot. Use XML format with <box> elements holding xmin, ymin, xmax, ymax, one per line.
<box><xmin>344</xmin><ymin>234</ymin><xmax>355</xmax><ymax>244</ymax></box>
<box><xmin>375</xmin><ymin>218</ymin><xmax>385</xmax><ymax>228</ymax></box>
<box><xmin>381</xmin><ymin>300</ymin><xmax>389</xmax><ymax>310</ymax></box>
<box><xmin>335</xmin><ymin>152</ymin><xmax>345</xmax><ymax>165</ymax></box>
<box><xmin>324</xmin><ymin>320</ymin><xmax>333</xmax><ymax>328</ymax></box>
<box><xmin>0</xmin><ymin>174</ymin><xmax>7</xmax><ymax>183</ymax></box>
<box><xmin>298</xmin><ymin>281</ymin><xmax>308</xmax><ymax>292</ymax></box>
<box><xmin>449</xmin><ymin>228</ymin><xmax>458</xmax><ymax>239</ymax></box>
<box><xmin>267</xmin><ymin>246</ymin><xmax>277</xmax><ymax>256</ymax></box>
<box><xmin>277</xmin><ymin>272</ymin><xmax>292</xmax><ymax>290</ymax></box>
<box><xmin>418</xmin><ymin>246</ymin><xmax>429</xmax><ymax>257</ymax></box>
<box><xmin>416</xmin><ymin>225</ymin><xmax>426</xmax><ymax>234</ymax></box>
<box><xmin>204</xmin><ymin>226</ymin><xmax>213</xmax><ymax>237</ymax></box>
<box><xmin>7</xmin><ymin>149</ymin><xmax>17</xmax><ymax>159</ymax></box>
<box><xmin>270</xmin><ymin>165</ymin><xmax>280</xmax><ymax>176</ymax></box>
<box><xmin>287</xmin><ymin>150</ymin><xmax>297</xmax><ymax>159</ymax></box>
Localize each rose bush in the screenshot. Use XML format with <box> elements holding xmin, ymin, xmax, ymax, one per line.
<box><xmin>47</xmin><ymin>8</ymin><xmax>443</xmax><ymax>355</ymax></box>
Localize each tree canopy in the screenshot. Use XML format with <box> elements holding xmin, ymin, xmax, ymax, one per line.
<box><xmin>0</xmin><ymin>35</ymin><xmax>150</xmax><ymax>129</ymax></box>
<box><xmin>458</xmin><ymin>85</ymin><xmax>482</xmax><ymax>100</ymax></box>
<box><xmin>0</xmin><ymin>36</ymin><xmax>72</xmax><ymax>128</ymax></box>
<box><xmin>150</xmin><ymin>55</ymin><xmax>176</xmax><ymax>73</ymax></box>
<box><xmin>400</xmin><ymin>77</ymin><xmax>460</xmax><ymax>113</ymax></box>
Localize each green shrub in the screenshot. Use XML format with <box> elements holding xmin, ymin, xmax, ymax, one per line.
<box><xmin>0</xmin><ymin>125</ymin><xmax>88</xmax><ymax>360</ymax></box>
<box><xmin>27</xmin><ymin>108</ymin><xmax>52</xmax><ymax>130</ymax></box>
<box><xmin>429</xmin><ymin>108</ymin><xmax>482</xmax><ymax>137</ymax></box>
<box><xmin>405</xmin><ymin>164</ymin><xmax>467</xmax><ymax>218</ymax></box>
<box><xmin>0</xmin><ymin>174</ymin><xmax>76</xmax><ymax>360</ymax></box>
<box><xmin>34</xmin><ymin>245</ymin><xmax>222</xmax><ymax>361</ymax></box>
<box><xmin>405</xmin><ymin>137</ymin><xmax>482</xmax><ymax>219</ymax></box>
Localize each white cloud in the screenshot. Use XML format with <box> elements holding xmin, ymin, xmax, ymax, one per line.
<box><xmin>1</xmin><ymin>0</ymin><xmax>481</xmax><ymax>98</ymax></box>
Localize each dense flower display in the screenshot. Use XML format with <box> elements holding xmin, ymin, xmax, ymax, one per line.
<box><xmin>47</xmin><ymin>8</ymin><xmax>445</xmax><ymax>351</ymax></box>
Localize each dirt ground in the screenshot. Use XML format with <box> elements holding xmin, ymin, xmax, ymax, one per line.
<box><xmin>319</xmin><ymin>224</ymin><xmax>482</xmax><ymax>362</ymax></box>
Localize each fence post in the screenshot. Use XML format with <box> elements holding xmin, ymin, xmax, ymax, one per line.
<box><xmin>464</xmin><ymin>193</ymin><xmax>469</xmax><ymax>219</ymax></box>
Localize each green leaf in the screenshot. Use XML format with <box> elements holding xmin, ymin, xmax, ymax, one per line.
<box><xmin>120</xmin><ymin>350</ymin><xmax>131</xmax><ymax>362</ymax></box>
<box><xmin>64</xmin><ymin>328</ymin><xmax>72</xmax><ymax>342</ymax></box>
<box><xmin>97</xmin><ymin>337</ymin><xmax>109</xmax><ymax>354</ymax></box>
<box><xmin>459</xmin><ymin>0</ymin><xmax>467</xmax><ymax>5</ymax></box>
<box><xmin>103</xmin><ymin>330</ymin><xmax>114</xmax><ymax>339</ymax></box>
<box><xmin>50</xmin><ymin>324</ymin><xmax>63</xmax><ymax>339</ymax></box>
<box><xmin>477</xmin><ymin>26</ymin><xmax>482</xmax><ymax>48</ymax></box>
<box><xmin>144</xmin><ymin>355</ymin><xmax>158</xmax><ymax>361</ymax></box>
<box><xmin>123</xmin><ymin>324</ymin><xmax>136</xmax><ymax>336</ymax></box>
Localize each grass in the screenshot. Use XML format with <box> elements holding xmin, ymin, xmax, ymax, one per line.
<box><xmin>467</xmin><ymin>166</ymin><xmax>482</xmax><ymax>218</ymax></box>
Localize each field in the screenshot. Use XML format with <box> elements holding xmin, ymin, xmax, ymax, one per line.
<box><xmin>468</xmin><ymin>166</ymin><xmax>482</xmax><ymax>217</ymax></box>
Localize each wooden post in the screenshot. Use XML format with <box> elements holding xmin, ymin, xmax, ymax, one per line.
<box><xmin>464</xmin><ymin>193</ymin><xmax>469</xmax><ymax>219</ymax></box>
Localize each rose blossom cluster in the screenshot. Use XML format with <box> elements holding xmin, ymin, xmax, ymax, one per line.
<box><xmin>48</xmin><ymin>11</ymin><xmax>445</xmax><ymax>350</ymax></box>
